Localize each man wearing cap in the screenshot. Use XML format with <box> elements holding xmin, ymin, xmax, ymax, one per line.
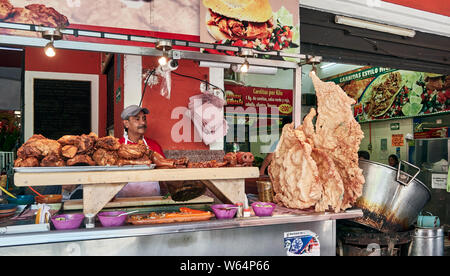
<box><xmin>116</xmin><ymin>105</ymin><xmax>165</xmax><ymax>197</ymax></box>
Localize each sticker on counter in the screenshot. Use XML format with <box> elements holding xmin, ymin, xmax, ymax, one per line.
<box><xmin>284</xmin><ymin>230</ymin><xmax>320</xmax><ymax>256</ymax></box>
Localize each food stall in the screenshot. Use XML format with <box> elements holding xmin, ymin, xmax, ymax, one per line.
<box><xmin>0</xmin><ymin>0</ymin><xmax>364</xmax><ymax>256</ymax></box>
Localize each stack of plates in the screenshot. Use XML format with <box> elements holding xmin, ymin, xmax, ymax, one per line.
<box><xmin>0</xmin><ymin>204</ymin><xmax>17</xmax><ymax>218</ymax></box>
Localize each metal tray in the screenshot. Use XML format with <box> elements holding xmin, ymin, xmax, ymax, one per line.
<box><xmin>14</xmin><ymin>164</ymin><xmax>156</xmax><ymax>173</ymax></box>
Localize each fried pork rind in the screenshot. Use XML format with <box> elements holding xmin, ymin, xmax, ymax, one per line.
<box><xmin>269</xmin><ymin>72</ymin><xmax>365</xmax><ymax>212</ymax></box>
<box><xmin>310</xmin><ymin>72</ymin><xmax>365</xmax><ymax>209</ymax></box>
<box><xmin>269</xmin><ymin>123</ymin><xmax>321</xmax><ymax>210</ymax></box>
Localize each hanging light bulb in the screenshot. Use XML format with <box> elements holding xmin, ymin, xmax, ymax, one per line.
<box><xmin>44</xmin><ymin>40</ymin><xmax>56</xmax><ymax>57</ymax></box>
<box><xmin>41</xmin><ymin>28</ymin><xmax>63</xmax><ymax>58</ymax></box>
<box><xmin>158</xmin><ymin>51</ymin><xmax>168</xmax><ymax>66</ymax></box>
<box><xmin>156</xmin><ymin>40</ymin><xmax>172</xmax><ymax>66</ymax></box>
<box><xmin>239</xmin><ymin>48</ymin><xmax>253</xmax><ymax>73</ymax></box>
<box><xmin>240</xmin><ymin>58</ymin><xmax>249</xmax><ymax>73</ymax></box>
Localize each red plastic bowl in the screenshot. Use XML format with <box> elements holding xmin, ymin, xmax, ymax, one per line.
<box><xmin>97</xmin><ymin>211</ymin><xmax>128</xmax><ymax>227</ymax></box>
<box><xmin>251</xmin><ymin>202</ymin><xmax>276</xmax><ymax>217</ymax></box>
<box><xmin>51</xmin><ymin>214</ymin><xmax>85</xmax><ymax>230</ymax></box>
<box><xmin>210</xmin><ymin>204</ymin><xmax>238</xmax><ymax>219</ymax></box>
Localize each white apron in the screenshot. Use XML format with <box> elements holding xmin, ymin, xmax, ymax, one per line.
<box><xmin>116</xmin><ymin>134</ymin><xmax>160</xmax><ymax>197</ymax></box>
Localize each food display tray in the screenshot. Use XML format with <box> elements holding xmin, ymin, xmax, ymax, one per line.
<box><xmin>127</xmin><ymin>213</ymin><xmax>214</xmax><ymax>225</ymax></box>
<box><xmin>14</xmin><ymin>164</ymin><xmax>156</xmax><ymax>173</ymax></box>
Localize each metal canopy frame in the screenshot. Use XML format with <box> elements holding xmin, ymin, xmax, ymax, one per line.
<box><xmin>0</xmin><ymin>22</ymin><xmax>320</xmax><ymax>127</ymax></box>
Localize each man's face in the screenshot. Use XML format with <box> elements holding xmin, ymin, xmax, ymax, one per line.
<box><xmin>388</xmin><ymin>157</ymin><xmax>396</xmax><ymax>167</ymax></box>
<box><xmin>124</xmin><ymin>111</ymin><xmax>147</xmax><ymax>135</ymax></box>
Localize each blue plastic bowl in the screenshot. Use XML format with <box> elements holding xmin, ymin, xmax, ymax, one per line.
<box><xmin>7</xmin><ymin>195</ymin><xmax>35</xmax><ymax>205</ymax></box>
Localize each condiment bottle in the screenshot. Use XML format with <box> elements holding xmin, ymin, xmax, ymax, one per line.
<box><xmin>243</xmin><ymin>197</ymin><xmax>251</xmax><ymax>217</ymax></box>
<box><xmin>236</xmin><ymin>202</ymin><xmax>243</xmax><ymax>218</ymax></box>
<box><xmin>243</xmin><ymin>208</ymin><xmax>251</xmax><ymax>218</ymax></box>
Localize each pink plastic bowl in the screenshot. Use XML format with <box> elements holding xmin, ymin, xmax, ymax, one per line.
<box><xmin>97</xmin><ymin>211</ymin><xmax>128</xmax><ymax>227</ymax></box>
<box><xmin>210</xmin><ymin>204</ymin><xmax>238</xmax><ymax>219</ymax></box>
<box><xmin>51</xmin><ymin>214</ymin><xmax>85</xmax><ymax>230</ymax></box>
<box><xmin>251</xmin><ymin>202</ymin><xmax>276</xmax><ymax>217</ymax></box>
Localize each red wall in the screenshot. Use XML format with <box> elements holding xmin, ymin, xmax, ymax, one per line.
<box><xmin>141</xmin><ymin>57</ymin><xmax>209</xmax><ymax>151</ymax></box>
<box><xmin>383</xmin><ymin>0</ymin><xmax>450</xmax><ymax>17</ymax></box>
<box><xmin>25</xmin><ymin>47</ymin><xmax>101</xmax><ymax>74</ymax></box>
<box><xmin>24</xmin><ymin>47</ymin><xmax>107</xmax><ymax>137</ymax></box>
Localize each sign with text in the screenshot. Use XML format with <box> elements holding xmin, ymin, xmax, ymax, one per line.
<box><xmin>325</xmin><ymin>67</ymin><xmax>450</xmax><ymax>123</ymax></box>
<box><xmin>391</xmin><ymin>134</ymin><xmax>404</xmax><ymax>147</ymax></box>
<box><xmin>224</xmin><ymin>84</ymin><xmax>293</xmax><ymax>115</ymax></box>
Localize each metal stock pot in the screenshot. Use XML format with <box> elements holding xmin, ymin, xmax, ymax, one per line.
<box><xmin>354</xmin><ymin>160</ymin><xmax>431</xmax><ymax>233</ymax></box>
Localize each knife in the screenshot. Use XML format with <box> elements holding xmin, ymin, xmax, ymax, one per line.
<box><xmin>17</xmin><ymin>204</ymin><xmax>31</xmax><ymax>218</ymax></box>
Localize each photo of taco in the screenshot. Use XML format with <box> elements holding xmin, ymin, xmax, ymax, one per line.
<box><xmin>360</xmin><ymin>71</ymin><xmax>404</xmax><ymax>118</ymax></box>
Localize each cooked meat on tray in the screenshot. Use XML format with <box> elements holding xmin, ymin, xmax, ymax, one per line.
<box><xmin>15</xmin><ymin>133</ymin><xmax>255</xmax><ymax>169</ymax></box>
<box><xmin>40</xmin><ymin>154</ymin><xmax>66</xmax><ymax>167</ymax></box>
<box><xmin>96</xmin><ymin>136</ymin><xmax>121</xmax><ymax>151</ymax></box>
<box><xmin>66</xmin><ymin>154</ymin><xmax>96</xmax><ymax>166</ymax></box>
<box><xmin>17</xmin><ymin>134</ymin><xmax>61</xmax><ymax>160</ymax></box>
<box><xmin>118</xmin><ymin>141</ymin><xmax>149</xmax><ymax>160</ymax></box>
<box><xmin>92</xmin><ymin>148</ymin><xmax>118</xmax><ymax>166</ymax></box>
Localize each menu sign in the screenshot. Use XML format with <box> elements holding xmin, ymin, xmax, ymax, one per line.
<box><xmin>224</xmin><ymin>84</ymin><xmax>292</xmax><ymax>115</ymax></box>
<box><xmin>199</xmin><ymin>0</ymin><xmax>300</xmax><ymax>61</ymax></box>
<box><xmin>326</xmin><ymin>67</ymin><xmax>450</xmax><ymax>122</ymax></box>
<box><xmin>0</xmin><ymin>0</ymin><xmax>200</xmax><ymax>43</ymax></box>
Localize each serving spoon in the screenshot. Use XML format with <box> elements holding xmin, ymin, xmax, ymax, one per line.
<box><xmin>103</xmin><ymin>210</ymin><xmax>139</xmax><ymax>217</ymax></box>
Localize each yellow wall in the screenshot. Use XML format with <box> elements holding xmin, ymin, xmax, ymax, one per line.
<box><xmin>360</xmin><ymin>118</ymin><xmax>414</xmax><ymax>164</ymax></box>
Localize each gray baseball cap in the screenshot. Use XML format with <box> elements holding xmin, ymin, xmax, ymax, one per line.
<box><xmin>121</xmin><ymin>105</ymin><xmax>149</xmax><ymax>120</ymax></box>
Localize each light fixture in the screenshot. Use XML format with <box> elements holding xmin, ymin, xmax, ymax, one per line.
<box><xmin>335</xmin><ymin>15</ymin><xmax>416</xmax><ymax>38</ymax></box>
<box><xmin>320</xmin><ymin>62</ymin><xmax>337</xmax><ymax>69</ymax></box>
<box><xmin>156</xmin><ymin>40</ymin><xmax>172</xmax><ymax>66</ymax></box>
<box><xmin>240</xmin><ymin>59</ymin><xmax>249</xmax><ymax>73</ymax></box>
<box><xmin>238</xmin><ymin>48</ymin><xmax>253</xmax><ymax>73</ymax></box>
<box><xmin>42</xmin><ymin>28</ymin><xmax>63</xmax><ymax>57</ymax></box>
<box><xmin>231</xmin><ymin>64</ymin><xmax>278</xmax><ymax>75</ymax></box>
<box><xmin>199</xmin><ymin>61</ymin><xmax>231</xmax><ymax>69</ymax></box>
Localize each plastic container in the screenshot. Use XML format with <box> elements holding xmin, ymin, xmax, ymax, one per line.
<box><xmin>251</xmin><ymin>202</ymin><xmax>276</xmax><ymax>217</ymax></box>
<box><xmin>51</xmin><ymin>213</ymin><xmax>85</xmax><ymax>230</ymax></box>
<box><xmin>210</xmin><ymin>204</ymin><xmax>238</xmax><ymax>220</ymax></box>
<box><xmin>35</xmin><ymin>194</ymin><xmax>62</xmax><ymax>204</ymax></box>
<box><xmin>256</xmin><ymin>180</ymin><xmax>274</xmax><ymax>202</ymax></box>
<box><xmin>97</xmin><ymin>211</ymin><xmax>128</xmax><ymax>227</ymax></box>
<box><xmin>0</xmin><ymin>204</ymin><xmax>17</xmax><ymax>218</ymax></box>
<box><xmin>7</xmin><ymin>195</ymin><xmax>35</xmax><ymax>205</ymax></box>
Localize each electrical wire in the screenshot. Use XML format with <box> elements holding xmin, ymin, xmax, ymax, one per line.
<box><xmin>139</xmin><ymin>67</ymin><xmax>225</xmax><ymax>106</ymax></box>
<box><xmin>172</xmin><ymin>71</ymin><xmax>225</xmax><ymax>95</ymax></box>
<box><xmin>139</xmin><ymin>68</ymin><xmax>156</xmax><ymax>107</ymax></box>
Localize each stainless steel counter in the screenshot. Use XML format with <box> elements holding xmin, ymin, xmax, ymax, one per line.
<box><xmin>0</xmin><ymin>209</ymin><xmax>362</xmax><ymax>256</ymax></box>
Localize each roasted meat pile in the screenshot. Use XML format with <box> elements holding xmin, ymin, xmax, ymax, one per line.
<box><xmin>14</xmin><ymin>133</ymin><xmax>255</xmax><ymax>169</ymax></box>
<box><xmin>0</xmin><ymin>0</ymin><xmax>69</xmax><ymax>27</ymax></box>
<box><xmin>269</xmin><ymin>72</ymin><xmax>365</xmax><ymax>213</ymax></box>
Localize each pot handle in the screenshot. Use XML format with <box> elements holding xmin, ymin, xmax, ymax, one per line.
<box><xmin>396</xmin><ymin>160</ymin><xmax>420</xmax><ymax>186</ymax></box>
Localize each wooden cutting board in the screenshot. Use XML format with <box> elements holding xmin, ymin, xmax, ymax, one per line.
<box><xmin>63</xmin><ymin>195</ymin><xmax>214</xmax><ymax>210</ymax></box>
